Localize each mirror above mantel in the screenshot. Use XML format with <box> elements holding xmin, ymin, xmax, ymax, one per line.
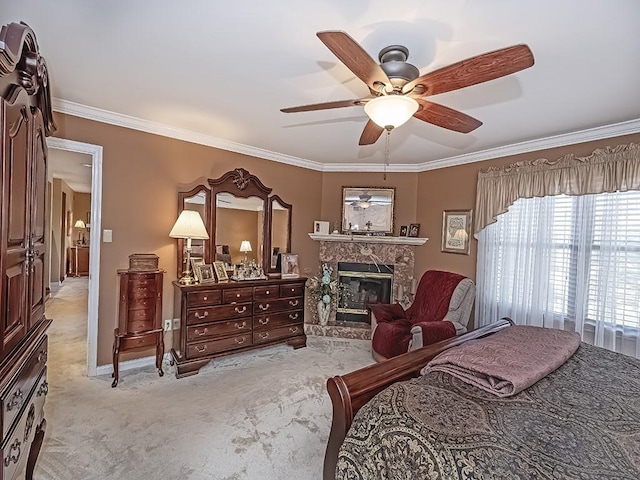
<box><xmin>175</xmin><ymin>168</ymin><xmax>293</xmax><ymax>278</ymax></box>
<box><xmin>341</xmin><ymin>187</ymin><xmax>395</xmax><ymax>235</ymax></box>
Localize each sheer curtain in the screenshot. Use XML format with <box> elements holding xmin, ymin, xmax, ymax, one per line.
<box><xmin>476</xmin><ymin>191</ymin><xmax>640</xmax><ymax>358</ymax></box>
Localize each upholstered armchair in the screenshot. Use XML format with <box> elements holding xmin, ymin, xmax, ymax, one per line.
<box><xmin>370</xmin><ymin>270</ymin><xmax>476</xmax><ymax>362</ymax></box>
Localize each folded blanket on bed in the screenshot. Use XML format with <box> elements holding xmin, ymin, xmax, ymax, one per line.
<box><xmin>421</xmin><ymin>325</ymin><xmax>580</xmax><ymax>397</ymax></box>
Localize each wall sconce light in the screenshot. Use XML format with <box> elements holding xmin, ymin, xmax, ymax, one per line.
<box><xmin>169</xmin><ymin>210</ymin><xmax>210</xmax><ymax>285</ymax></box>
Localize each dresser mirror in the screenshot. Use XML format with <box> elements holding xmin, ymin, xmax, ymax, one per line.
<box><xmin>341</xmin><ymin>186</ymin><xmax>395</xmax><ymax>235</ymax></box>
<box><xmin>268</xmin><ymin>195</ymin><xmax>292</xmax><ymax>271</ymax></box>
<box><xmin>176</xmin><ymin>169</ymin><xmax>293</xmax><ymax>279</ymax></box>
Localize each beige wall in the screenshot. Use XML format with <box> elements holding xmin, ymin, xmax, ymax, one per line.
<box><xmin>53</xmin><ymin>113</ymin><xmax>322</xmax><ymax>366</ymax></box>
<box><xmin>50</xmin><ymin>179</ymin><xmax>75</xmax><ymax>283</ymax></box>
<box><xmin>52</xmin><ymin>110</ymin><xmax>640</xmax><ymax>367</ymax></box>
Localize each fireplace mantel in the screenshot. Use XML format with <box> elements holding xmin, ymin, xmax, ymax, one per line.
<box><xmin>308</xmin><ymin>233</ymin><xmax>428</xmax><ymax>246</ymax></box>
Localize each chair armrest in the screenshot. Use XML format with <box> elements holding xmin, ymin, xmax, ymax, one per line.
<box><xmin>409</xmin><ymin>321</ymin><xmax>458</xmax><ymax>351</ymax></box>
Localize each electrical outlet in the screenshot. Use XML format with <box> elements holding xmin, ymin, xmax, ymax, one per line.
<box><xmin>173</xmin><ymin>318</ymin><xmax>180</xmax><ymax>330</ymax></box>
<box><xmin>163</xmin><ymin>319</ymin><xmax>172</xmax><ymax>331</ymax></box>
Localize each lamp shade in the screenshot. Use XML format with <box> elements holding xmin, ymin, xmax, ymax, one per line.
<box><xmin>169</xmin><ymin>210</ymin><xmax>209</xmax><ymax>239</ymax></box>
<box><xmin>364</xmin><ymin>95</ymin><xmax>419</xmax><ymax>129</ymax></box>
<box><xmin>239</xmin><ymin>240</ymin><xmax>252</xmax><ymax>253</ymax></box>
<box><xmin>74</xmin><ymin>219</ymin><xmax>86</xmax><ymax>229</ymax></box>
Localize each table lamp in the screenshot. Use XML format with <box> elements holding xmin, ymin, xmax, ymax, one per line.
<box><xmin>239</xmin><ymin>240</ymin><xmax>252</xmax><ymax>265</ymax></box>
<box><xmin>169</xmin><ymin>210</ymin><xmax>209</xmax><ymax>285</ymax></box>
<box><xmin>74</xmin><ymin>219</ymin><xmax>86</xmax><ymax>245</ymax></box>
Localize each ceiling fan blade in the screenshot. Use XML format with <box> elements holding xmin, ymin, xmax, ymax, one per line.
<box><xmin>281</xmin><ymin>98</ymin><xmax>366</xmax><ymax>113</ymax></box>
<box><xmin>414</xmin><ymin>99</ymin><xmax>482</xmax><ymax>133</ymax></box>
<box><xmin>317</xmin><ymin>30</ymin><xmax>391</xmax><ymax>92</ymax></box>
<box><xmin>359</xmin><ymin>120</ymin><xmax>385</xmax><ymax>145</ymax></box>
<box><xmin>403</xmin><ymin>44</ymin><xmax>534</xmax><ymax>95</ymax></box>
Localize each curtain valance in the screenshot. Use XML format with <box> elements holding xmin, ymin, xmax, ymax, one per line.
<box><xmin>474</xmin><ymin>143</ymin><xmax>640</xmax><ymax>235</ymax></box>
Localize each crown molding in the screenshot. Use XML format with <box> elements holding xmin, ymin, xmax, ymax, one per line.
<box><xmin>52</xmin><ymin>98</ymin><xmax>324</xmax><ymax>171</ymax></box>
<box><xmin>53</xmin><ymin>98</ymin><xmax>640</xmax><ymax>174</ymax></box>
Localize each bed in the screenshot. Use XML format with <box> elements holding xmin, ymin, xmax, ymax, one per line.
<box><xmin>323</xmin><ymin>319</ymin><xmax>640</xmax><ymax>479</ymax></box>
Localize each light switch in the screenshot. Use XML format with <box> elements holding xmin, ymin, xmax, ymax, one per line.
<box><xmin>103</xmin><ymin>229</ymin><xmax>113</xmax><ymax>243</ymax></box>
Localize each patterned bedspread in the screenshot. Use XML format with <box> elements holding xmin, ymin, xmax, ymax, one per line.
<box><xmin>337</xmin><ymin>343</ymin><xmax>640</xmax><ymax>479</ymax></box>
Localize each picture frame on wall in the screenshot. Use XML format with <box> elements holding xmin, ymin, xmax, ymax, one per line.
<box><xmin>441</xmin><ymin>209</ymin><xmax>472</xmax><ymax>255</ymax></box>
<box><xmin>408</xmin><ymin>223</ymin><xmax>421</xmax><ymax>237</ymax></box>
<box><xmin>399</xmin><ymin>225</ymin><xmax>408</xmax><ymax>236</ymax></box>
<box><xmin>280</xmin><ymin>253</ymin><xmax>300</xmax><ymax>279</ymax></box>
<box><xmin>213</xmin><ymin>261</ymin><xmax>229</xmax><ymax>282</ymax></box>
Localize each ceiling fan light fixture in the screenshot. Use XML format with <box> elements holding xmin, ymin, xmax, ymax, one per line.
<box><xmin>364</xmin><ymin>95</ymin><xmax>419</xmax><ymax>129</ymax></box>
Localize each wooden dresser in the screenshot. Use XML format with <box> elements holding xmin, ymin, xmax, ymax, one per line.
<box><xmin>0</xmin><ymin>22</ymin><xmax>56</xmax><ymax>479</ymax></box>
<box><xmin>171</xmin><ymin>277</ymin><xmax>307</xmax><ymax>377</ymax></box>
<box><xmin>112</xmin><ymin>269</ymin><xmax>165</xmax><ymax>387</ymax></box>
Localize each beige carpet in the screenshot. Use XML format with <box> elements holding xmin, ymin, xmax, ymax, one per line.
<box><xmin>38</xmin><ymin>278</ymin><xmax>374</xmax><ymax>479</ymax></box>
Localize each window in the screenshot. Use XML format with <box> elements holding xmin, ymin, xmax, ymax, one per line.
<box><xmin>476</xmin><ymin>190</ymin><xmax>640</xmax><ymax>357</ymax></box>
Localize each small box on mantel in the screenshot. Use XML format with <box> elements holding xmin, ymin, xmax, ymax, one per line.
<box><xmin>129</xmin><ymin>253</ymin><xmax>159</xmax><ymax>271</ymax></box>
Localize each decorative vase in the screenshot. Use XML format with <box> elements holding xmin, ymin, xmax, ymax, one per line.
<box><xmin>317</xmin><ymin>300</ymin><xmax>330</xmax><ymax>326</ymax></box>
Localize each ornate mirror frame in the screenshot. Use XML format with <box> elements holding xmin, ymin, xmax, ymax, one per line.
<box><xmin>176</xmin><ymin>168</ymin><xmax>294</xmax><ymax>278</ymax></box>
<box><xmin>341</xmin><ymin>186</ymin><xmax>396</xmax><ymax>235</ymax></box>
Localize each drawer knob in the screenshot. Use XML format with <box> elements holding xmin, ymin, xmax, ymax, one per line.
<box><xmin>235</xmin><ymin>321</ymin><xmax>247</xmax><ymax>329</ymax></box>
<box><xmin>37</xmin><ymin>380</ymin><xmax>49</xmax><ymax>397</ymax></box>
<box><xmin>235</xmin><ymin>337</ymin><xmax>245</xmax><ymax>345</ymax></box>
<box><xmin>289</xmin><ymin>326</ymin><xmax>299</xmax><ymax>333</ymax></box>
<box><xmin>236</xmin><ymin>293</ymin><xmax>241</xmax><ymax>298</ymax></box>
<box><xmin>6</xmin><ymin>389</ymin><xmax>24</xmax><ymax>412</ymax></box>
<box><xmin>203</xmin><ymin>296</ymin><xmax>208</xmax><ymax>301</ymax></box>
<box><xmin>195</xmin><ymin>311</ymin><xmax>209</xmax><ymax>319</ymax></box>
<box><xmin>258</xmin><ymin>303</ymin><xmax>270</xmax><ymax>311</ymax></box>
<box><xmin>289</xmin><ymin>313</ymin><xmax>299</xmax><ymax>320</ymax></box>
<box><xmin>259</xmin><ymin>318</ymin><xmax>269</xmax><ymax>325</ymax></box>
<box><xmin>259</xmin><ymin>332</ymin><xmax>269</xmax><ymax>340</ymax></box>
<box><xmin>235</xmin><ymin>306</ymin><xmax>247</xmax><ymax>314</ymax></box>
<box><xmin>289</xmin><ymin>300</ymin><xmax>299</xmax><ymax>307</ymax></box>
<box><xmin>3</xmin><ymin>439</ymin><xmax>20</xmax><ymax>467</ymax></box>
<box><xmin>266</xmin><ymin>290</ymin><xmax>270</xmax><ymax>295</ymax></box>
<box><xmin>195</xmin><ymin>345</ymin><xmax>207</xmax><ymax>353</ymax></box>
<box><xmin>37</xmin><ymin>350</ymin><xmax>48</xmax><ymax>364</ymax></box>
<box><xmin>196</xmin><ymin>328</ymin><xmax>208</xmax><ymax>337</ymax></box>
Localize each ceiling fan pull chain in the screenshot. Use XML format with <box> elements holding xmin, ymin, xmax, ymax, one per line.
<box><xmin>384</xmin><ymin>128</ymin><xmax>391</xmax><ymax>180</ymax></box>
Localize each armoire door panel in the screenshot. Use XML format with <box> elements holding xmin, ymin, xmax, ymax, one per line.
<box><xmin>4</xmin><ymin>264</ymin><xmax>26</xmax><ymax>354</ymax></box>
<box><xmin>6</xmin><ymin>104</ymin><xmax>29</xmax><ymax>247</ymax></box>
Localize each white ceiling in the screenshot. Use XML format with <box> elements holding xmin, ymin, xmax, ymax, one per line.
<box><xmin>3</xmin><ymin>0</ymin><xmax>640</xmax><ymax>183</ymax></box>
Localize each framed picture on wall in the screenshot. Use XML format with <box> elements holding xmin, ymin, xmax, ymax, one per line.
<box><xmin>441</xmin><ymin>209</ymin><xmax>472</xmax><ymax>255</ymax></box>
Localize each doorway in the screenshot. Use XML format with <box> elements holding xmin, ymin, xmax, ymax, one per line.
<box><xmin>47</xmin><ymin>137</ymin><xmax>103</xmax><ymax>377</ymax></box>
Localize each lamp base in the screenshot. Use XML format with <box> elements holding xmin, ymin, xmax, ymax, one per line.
<box><xmin>178</xmin><ymin>273</ymin><xmax>196</xmax><ymax>285</ymax></box>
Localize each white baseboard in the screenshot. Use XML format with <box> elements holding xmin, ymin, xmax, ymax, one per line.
<box><xmin>95</xmin><ymin>353</ymin><xmax>172</xmax><ymax>377</ymax></box>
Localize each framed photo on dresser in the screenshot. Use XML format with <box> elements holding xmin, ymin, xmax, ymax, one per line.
<box><xmin>213</xmin><ymin>261</ymin><xmax>228</xmax><ymax>281</ymax></box>
<box><xmin>280</xmin><ymin>253</ymin><xmax>300</xmax><ymax>278</ymax></box>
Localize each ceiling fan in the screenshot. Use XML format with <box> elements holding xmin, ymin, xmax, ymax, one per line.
<box><xmin>281</xmin><ymin>31</ymin><xmax>534</xmax><ymax>145</ymax></box>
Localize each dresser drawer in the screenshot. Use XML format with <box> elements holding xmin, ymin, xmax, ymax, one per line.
<box><xmin>187</xmin><ymin>319</ymin><xmax>250</xmax><ymax>342</ymax></box>
<box><xmin>223</xmin><ymin>288</ymin><xmax>253</xmax><ymax>304</ymax></box>
<box><xmin>2</xmin><ymin>370</ymin><xmax>46</xmax><ymax>480</ymax></box>
<box><xmin>254</xmin><ymin>310</ymin><xmax>303</xmax><ymax>330</ymax></box>
<box><xmin>186</xmin><ymin>303</ymin><xmax>252</xmax><ymax>325</ymax></box>
<box><xmin>253</xmin><ymin>324</ymin><xmax>303</xmax><ymax>345</ymax></box>
<box><xmin>119</xmin><ymin>333</ymin><xmax>159</xmax><ymax>350</ymax></box>
<box><xmin>253</xmin><ymin>285</ymin><xmax>279</xmax><ymax>300</ymax></box>
<box><xmin>126</xmin><ymin>307</ymin><xmax>154</xmax><ymax>323</ymax></box>
<box><xmin>127</xmin><ymin>296</ymin><xmax>156</xmax><ymax>310</ymax></box>
<box><xmin>186</xmin><ymin>290</ymin><xmax>222</xmax><ymax>307</ymax></box>
<box><xmin>254</xmin><ymin>297</ymin><xmax>302</xmax><ymax>314</ymax></box>
<box><xmin>128</xmin><ymin>284</ymin><xmax>157</xmax><ymax>299</ymax></box>
<box><xmin>187</xmin><ymin>333</ymin><xmax>252</xmax><ymax>358</ymax></box>
<box><xmin>128</xmin><ymin>273</ymin><xmax>157</xmax><ymax>284</ymax></box>
<box><xmin>281</xmin><ymin>283</ymin><xmax>304</xmax><ymax>297</ymax></box>
<box><xmin>1</xmin><ymin>336</ymin><xmax>47</xmax><ymax>439</ymax></box>
<box><xmin>127</xmin><ymin>319</ymin><xmax>154</xmax><ymax>334</ymax></box>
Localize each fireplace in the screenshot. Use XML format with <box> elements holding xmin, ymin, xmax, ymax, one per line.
<box><xmin>337</xmin><ymin>262</ymin><xmax>394</xmax><ymax>324</ymax></box>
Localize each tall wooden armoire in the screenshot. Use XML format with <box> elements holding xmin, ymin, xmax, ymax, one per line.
<box><xmin>0</xmin><ymin>22</ymin><xmax>56</xmax><ymax>479</ymax></box>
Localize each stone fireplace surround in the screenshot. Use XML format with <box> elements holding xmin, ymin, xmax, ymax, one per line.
<box><xmin>305</xmin><ymin>234</ymin><xmax>427</xmax><ymax>340</ymax></box>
